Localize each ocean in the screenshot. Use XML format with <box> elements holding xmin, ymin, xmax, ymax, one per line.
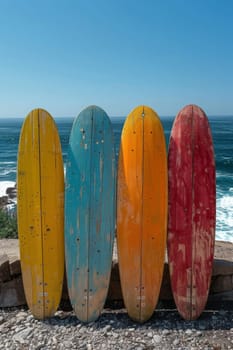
<box><xmin>0</xmin><ymin>115</ymin><xmax>232</xmax><ymax>242</ymax></box>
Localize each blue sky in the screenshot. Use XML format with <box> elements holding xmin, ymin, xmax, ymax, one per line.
<box><xmin>0</xmin><ymin>0</ymin><xmax>233</xmax><ymax>118</ymax></box>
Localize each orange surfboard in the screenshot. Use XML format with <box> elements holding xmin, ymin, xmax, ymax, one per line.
<box><xmin>117</xmin><ymin>106</ymin><xmax>167</xmax><ymax>322</ymax></box>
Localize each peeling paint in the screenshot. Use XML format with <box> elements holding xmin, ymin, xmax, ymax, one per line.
<box><xmin>168</xmin><ymin>104</ymin><xmax>215</xmax><ymax>320</ymax></box>
<box><xmin>65</xmin><ymin>106</ymin><xmax>116</xmax><ymax>322</ymax></box>
<box><xmin>18</xmin><ymin>110</ymin><xmax>65</xmax><ymax>320</ymax></box>
<box><xmin>117</xmin><ymin>105</ymin><xmax>167</xmax><ymax>323</ymax></box>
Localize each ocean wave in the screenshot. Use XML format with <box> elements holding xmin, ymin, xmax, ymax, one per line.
<box><xmin>0</xmin><ymin>169</ymin><xmax>16</xmax><ymax>176</ymax></box>
<box><xmin>216</xmin><ymin>194</ymin><xmax>233</xmax><ymax>242</ymax></box>
<box><xmin>216</xmin><ymin>171</ymin><xmax>228</xmax><ymax>178</ymax></box>
<box><xmin>216</xmin><ymin>230</ymin><xmax>233</xmax><ymax>242</ymax></box>
<box><xmin>0</xmin><ymin>161</ymin><xmax>16</xmax><ymax>165</ymax></box>
<box><xmin>0</xmin><ymin>181</ymin><xmax>16</xmax><ymax>197</ymax></box>
<box><xmin>218</xmin><ymin>195</ymin><xmax>233</xmax><ymax>210</ymax></box>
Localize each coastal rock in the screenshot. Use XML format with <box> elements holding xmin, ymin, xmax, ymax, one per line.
<box><xmin>0</xmin><ymin>184</ymin><xmax>17</xmax><ymax>211</ymax></box>
<box><xmin>0</xmin><ymin>196</ymin><xmax>8</xmax><ymax>208</ymax></box>
<box><xmin>6</xmin><ymin>186</ymin><xmax>17</xmax><ymax>200</ymax></box>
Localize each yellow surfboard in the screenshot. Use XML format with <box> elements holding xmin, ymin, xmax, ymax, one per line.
<box><xmin>117</xmin><ymin>106</ymin><xmax>167</xmax><ymax>322</ymax></box>
<box><xmin>17</xmin><ymin>109</ymin><xmax>64</xmax><ymax>319</ymax></box>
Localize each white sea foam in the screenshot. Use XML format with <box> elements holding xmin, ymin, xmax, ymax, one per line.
<box><xmin>0</xmin><ymin>181</ymin><xmax>16</xmax><ymax>197</ymax></box>
<box><xmin>216</xmin><ymin>194</ymin><xmax>233</xmax><ymax>242</ymax></box>
<box><xmin>219</xmin><ymin>195</ymin><xmax>233</xmax><ymax>211</ymax></box>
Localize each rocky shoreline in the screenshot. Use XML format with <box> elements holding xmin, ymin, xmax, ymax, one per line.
<box><xmin>0</xmin><ymin>184</ymin><xmax>17</xmax><ymax>214</ymax></box>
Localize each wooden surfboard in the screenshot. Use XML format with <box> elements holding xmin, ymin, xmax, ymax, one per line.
<box><xmin>17</xmin><ymin>109</ymin><xmax>64</xmax><ymax>319</ymax></box>
<box><xmin>65</xmin><ymin>105</ymin><xmax>116</xmax><ymax>322</ymax></box>
<box><xmin>167</xmin><ymin>104</ymin><xmax>216</xmax><ymax>320</ymax></box>
<box><xmin>117</xmin><ymin>105</ymin><xmax>167</xmax><ymax>323</ymax></box>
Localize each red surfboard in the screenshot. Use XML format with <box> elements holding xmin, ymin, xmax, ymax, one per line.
<box><xmin>167</xmin><ymin>104</ymin><xmax>216</xmax><ymax>320</ymax></box>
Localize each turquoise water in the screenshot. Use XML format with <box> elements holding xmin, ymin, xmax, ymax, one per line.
<box><xmin>0</xmin><ymin>115</ymin><xmax>232</xmax><ymax>242</ymax></box>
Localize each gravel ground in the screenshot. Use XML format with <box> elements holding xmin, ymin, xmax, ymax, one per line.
<box><xmin>0</xmin><ymin>307</ymin><xmax>233</xmax><ymax>350</ymax></box>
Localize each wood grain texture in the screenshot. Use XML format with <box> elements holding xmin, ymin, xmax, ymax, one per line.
<box><xmin>17</xmin><ymin>109</ymin><xmax>64</xmax><ymax>319</ymax></box>
<box><xmin>167</xmin><ymin>104</ymin><xmax>216</xmax><ymax>320</ymax></box>
<box><xmin>65</xmin><ymin>105</ymin><xmax>116</xmax><ymax>322</ymax></box>
<box><xmin>117</xmin><ymin>105</ymin><xmax>167</xmax><ymax>323</ymax></box>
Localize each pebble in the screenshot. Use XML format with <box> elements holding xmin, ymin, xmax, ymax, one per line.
<box><xmin>0</xmin><ymin>308</ymin><xmax>232</xmax><ymax>349</ymax></box>
<box><xmin>173</xmin><ymin>338</ymin><xmax>179</xmax><ymax>346</ymax></box>
<box><xmin>199</xmin><ymin>322</ymin><xmax>207</xmax><ymax>330</ymax></box>
<box><xmin>103</xmin><ymin>324</ymin><xmax>111</xmax><ymax>332</ymax></box>
<box><xmin>219</xmin><ymin>310</ymin><xmax>227</xmax><ymax>316</ymax></box>
<box><xmin>128</xmin><ymin>327</ymin><xmax>135</xmax><ymax>331</ymax></box>
<box><xmin>153</xmin><ymin>334</ymin><xmax>162</xmax><ymax>343</ymax></box>
<box><xmin>162</xmin><ymin>329</ymin><xmax>170</xmax><ymax>336</ymax></box>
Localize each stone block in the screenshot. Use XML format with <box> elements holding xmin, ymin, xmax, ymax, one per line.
<box><xmin>9</xmin><ymin>257</ymin><xmax>21</xmax><ymax>276</ymax></box>
<box><xmin>0</xmin><ymin>276</ymin><xmax>26</xmax><ymax>307</ymax></box>
<box><xmin>212</xmin><ymin>259</ymin><xmax>233</xmax><ymax>276</ymax></box>
<box><xmin>0</xmin><ymin>254</ymin><xmax>11</xmax><ymax>282</ymax></box>
<box><xmin>210</xmin><ymin>275</ymin><xmax>233</xmax><ymax>294</ymax></box>
<box><xmin>208</xmin><ymin>290</ymin><xmax>233</xmax><ymax>301</ymax></box>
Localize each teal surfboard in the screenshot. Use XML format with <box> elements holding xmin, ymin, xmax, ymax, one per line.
<box><xmin>65</xmin><ymin>106</ymin><xmax>116</xmax><ymax>322</ymax></box>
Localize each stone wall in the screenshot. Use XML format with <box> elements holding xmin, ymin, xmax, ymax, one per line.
<box><xmin>0</xmin><ymin>240</ymin><xmax>233</xmax><ymax>309</ymax></box>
